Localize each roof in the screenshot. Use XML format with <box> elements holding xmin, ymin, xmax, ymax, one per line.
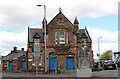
<box><xmin>74</xmin><ymin>17</ymin><xmax>79</xmax><ymax>24</ymax></box>
<box><xmin>28</xmin><ymin>9</ymin><xmax>92</xmax><ymax>43</ymax></box>
<box><xmin>47</xmin><ymin>9</ymin><xmax>74</xmax><ymax>29</ymax></box>
<box><xmin>29</xmin><ymin>28</ymin><xmax>44</xmax><ymax>42</ymax></box>
<box><xmin>77</xmin><ymin>29</ymin><xmax>92</xmax><ymax>43</ymax></box>
<box><xmin>1</xmin><ymin>53</ymin><xmax>24</xmax><ymax>61</ymax></box>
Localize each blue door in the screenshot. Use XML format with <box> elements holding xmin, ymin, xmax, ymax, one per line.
<box><xmin>49</xmin><ymin>59</ymin><xmax>56</xmax><ymax>70</ymax></box>
<box><xmin>9</xmin><ymin>62</ymin><xmax>12</xmax><ymax>70</ymax></box>
<box><xmin>67</xmin><ymin>57</ymin><xmax>74</xmax><ymax>69</ymax></box>
<box><xmin>22</xmin><ymin>61</ymin><xmax>26</xmax><ymax>69</ymax></box>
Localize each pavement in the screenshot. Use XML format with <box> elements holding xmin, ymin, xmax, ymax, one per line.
<box><xmin>1</xmin><ymin>68</ymin><xmax>120</xmax><ymax>79</ymax></box>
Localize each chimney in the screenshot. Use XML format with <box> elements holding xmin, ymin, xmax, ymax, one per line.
<box><xmin>21</xmin><ymin>48</ymin><xmax>24</xmax><ymax>51</ymax></box>
<box><xmin>74</xmin><ymin>17</ymin><xmax>79</xmax><ymax>29</ymax></box>
<box><xmin>14</xmin><ymin>46</ymin><xmax>17</xmax><ymax>51</ymax></box>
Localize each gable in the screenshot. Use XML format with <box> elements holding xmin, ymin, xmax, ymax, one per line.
<box><xmin>47</xmin><ymin>11</ymin><xmax>74</xmax><ymax>29</ymax></box>
<box><xmin>77</xmin><ymin>28</ymin><xmax>92</xmax><ymax>43</ymax></box>
<box><xmin>29</xmin><ymin>28</ymin><xmax>44</xmax><ymax>42</ymax></box>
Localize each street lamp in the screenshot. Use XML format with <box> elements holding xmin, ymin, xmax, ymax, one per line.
<box><xmin>37</xmin><ymin>5</ymin><xmax>47</xmax><ymax>73</ymax></box>
<box><xmin>98</xmin><ymin>37</ymin><xmax>102</xmax><ymax>56</ymax></box>
<box><xmin>98</xmin><ymin>37</ymin><xmax>102</xmax><ymax>70</ymax></box>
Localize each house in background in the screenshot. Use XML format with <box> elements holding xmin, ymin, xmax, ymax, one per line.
<box><xmin>1</xmin><ymin>46</ymin><xmax>27</xmax><ymax>71</ymax></box>
<box><xmin>27</xmin><ymin>8</ymin><xmax>93</xmax><ymax>73</ymax></box>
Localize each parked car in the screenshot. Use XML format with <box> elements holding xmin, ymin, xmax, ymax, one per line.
<box><xmin>117</xmin><ymin>59</ymin><xmax>120</xmax><ymax>68</ymax></box>
<box><xmin>103</xmin><ymin>60</ymin><xmax>116</xmax><ymax>70</ymax></box>
<box><xmin>97</xmin><ymin>60</ymin><xmax>105</xmax><ymax>70</ymax></box>
<box><xmin>92</xmin><ymin>62</ymin><xmax>98</xmax><ymax>71</ymax></box>
<box><xmin>115</xmin><ymin>60</ymin><xmax>119</xmax><ymax>65</ymax></box>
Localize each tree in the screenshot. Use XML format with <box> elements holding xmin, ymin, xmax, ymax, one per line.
<box><xmin>100</xmin><ymin>50</ymin><xmax>112</xmax><ymax>60</ymax></box>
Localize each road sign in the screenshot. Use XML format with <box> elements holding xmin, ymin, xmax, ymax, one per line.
<box><xmin>97</xmin><ymin>53</ymin><xmax>100</xmax><ymax>57</ymax></box>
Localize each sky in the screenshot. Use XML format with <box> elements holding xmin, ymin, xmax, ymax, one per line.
<box><xmin>0</xmin><ymin>0</ymin><xmax>119</xmax><ymax>59</ymax></box>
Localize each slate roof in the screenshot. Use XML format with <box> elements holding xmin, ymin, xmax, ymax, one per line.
<box><xmin>77</xmin><ymin>29</ymin><xmax>91</xmax><ymax>43</ymax></box>
<box><xmin>29</xmin><ymin>28</ymin><xmax>44</xmax><ymax>42</ymax></box>
<box><xmin>1</xmin><ymin>53</ymin><xmax>24</xmax><ymax>61</ymax></box>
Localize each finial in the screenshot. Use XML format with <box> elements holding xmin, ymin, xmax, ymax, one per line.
<box><xmin>74</xmin><ymin>16</ymin><xmax>79</xmax><ymax>24</ymax></box>
<box><xmin>59</xmin><ymin>7</ymin><xmax>62</xmax><ymax>13</ymax></box>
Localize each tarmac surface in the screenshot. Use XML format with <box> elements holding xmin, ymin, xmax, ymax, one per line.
<box><xmin>1</xmin><ymin>68</ymin><xmax>120</xmax><ymax>79</ymax></box>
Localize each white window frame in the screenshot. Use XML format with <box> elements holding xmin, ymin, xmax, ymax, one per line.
<box><xmin>55</xmin><ymin>32</ymin><xmax>57</xmax><ymax>44</ymax></box>
<box><xmin>66</xmin><ymin>32</ymin><xmax>68</xmax><ymax>44</ymax></box>
<box><xmin>4</xmin><ymin>62</ymin><xmax>7</xmax><ymax>67</ymax></box>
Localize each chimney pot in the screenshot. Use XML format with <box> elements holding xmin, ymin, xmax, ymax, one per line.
<box><xmin>21</xmin><ymin>48</ymin><xmax>24</xmax><ymax>51</ymax></box>
<box><xmin>14</xmin><ymin>46</ymin><xmax>17</xmax><ymax>51</ymax></box>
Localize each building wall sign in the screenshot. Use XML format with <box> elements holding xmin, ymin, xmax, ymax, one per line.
<box><xmin>49</xmin><ymin>55</ymin><xmax>57</xmax><ymax>59</ymax></box>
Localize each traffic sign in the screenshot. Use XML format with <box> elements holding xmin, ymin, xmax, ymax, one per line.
<box><xmin>97</xmin><ymin>53</ymin><xmax>100</xmax><ymax>57</ymax></box>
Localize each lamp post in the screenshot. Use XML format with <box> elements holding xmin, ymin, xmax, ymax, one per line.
<box><xmin>37</xmin><ymin>5</ymin><xmax>47</xmax><ymax>73</ymax></box>
<box><xmin>98</xmin><ymin>37</ymin><xmax>102</xmax><ymax>70</ymax></box>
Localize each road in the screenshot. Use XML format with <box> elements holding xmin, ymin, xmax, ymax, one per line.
<box><xmin>1</xmin><ymin>68</ymin><xmax>120</xmax><ymax>78</ymax></box>
<box><xmin>92</xmin><ymin>69</ymin><xmax>118</xmax><ymax>77</ymax></box>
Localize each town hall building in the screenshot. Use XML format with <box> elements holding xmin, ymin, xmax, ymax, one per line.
<box><xmin>1</xmin><ymin>8</ymin><xmax>93</xmax><ymax>73</ymax></box>
<box><xmin>27</xmin><ymin>8</ymin><xmax>93</xmax><ymax>73</ymax></box>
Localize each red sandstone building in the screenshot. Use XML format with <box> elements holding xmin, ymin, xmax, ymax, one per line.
<box><xmin>1</xmin><ymin>8</ymin><xmax>93</xmax><ymax>73</ymax></box>
<box><xmin>27</xmin><ymin>8</ymin><xmax>93</xmax><ymax>73</ymax></box>
<box><xmin>1</xmin><ymin>47</ymin><xmax>27</xmax><ymax>71</ymax></box>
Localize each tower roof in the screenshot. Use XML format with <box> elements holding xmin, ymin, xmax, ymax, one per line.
<box><xmin>74</xmin><ymin>17</ymin><xmax>79</xmax><ymax>24</ymax></box>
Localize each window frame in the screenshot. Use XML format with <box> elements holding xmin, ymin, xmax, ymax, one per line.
<box><xmin>55</xmin><ymin>32</ymin><xmax>57</xmax><ymax>44</ymax></box>
<box><xmin>82</xmin><ymin>38</ymin><xmax>86</xmax><ymax>47</ymax></box>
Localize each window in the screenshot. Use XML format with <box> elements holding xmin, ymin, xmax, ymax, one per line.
<box><xmin>59</xmin><ymin>31</ymin><xmax>65</xmax><ymax>44</ymax></box>
<box><xmin>39</xmin><ymin>56</ymin><xmax>42</xmax><ymax>65</ymax></box>
<box><xmin>33</xmin><ymin>39</ymin><xmax>41</xmax><ymax>66</ymax></box>
<box><xmin>55</xmin><ymin>31</ymin><xmax>68</xmax><ymax>44</ymax></box>
<box><xmin>34</xmin><ymin>39</ymin><xmax>39</xmax><ymax>47</ymax></box>
<box><xmin>66</xmin><ymin>32</ymin><xmax>68</xmax><ymax>44</ymax></box>
<box><xmin>55</xmin><ymin>32</ymin><xmax>57</xmax><ymax>44</ymax></box>
<box><xmin>4</xmin><ymin>62</ymin><xmax>7</xmax><ymax>68</ymax></box>
<box><xmin>32</xmin><ymin>56</ymin><xmax>35</xmax><ymax>65</ymax></box>
<box><xmin>82</xmin><ymin>38</ymin><xmax>86</xmax><ymax>47</ymax></box>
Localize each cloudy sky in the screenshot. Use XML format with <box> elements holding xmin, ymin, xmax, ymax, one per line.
<box><xmin>0</xmin><ymin>0</ymin><xmax>119</xmax><ymax>59</ymax></box>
